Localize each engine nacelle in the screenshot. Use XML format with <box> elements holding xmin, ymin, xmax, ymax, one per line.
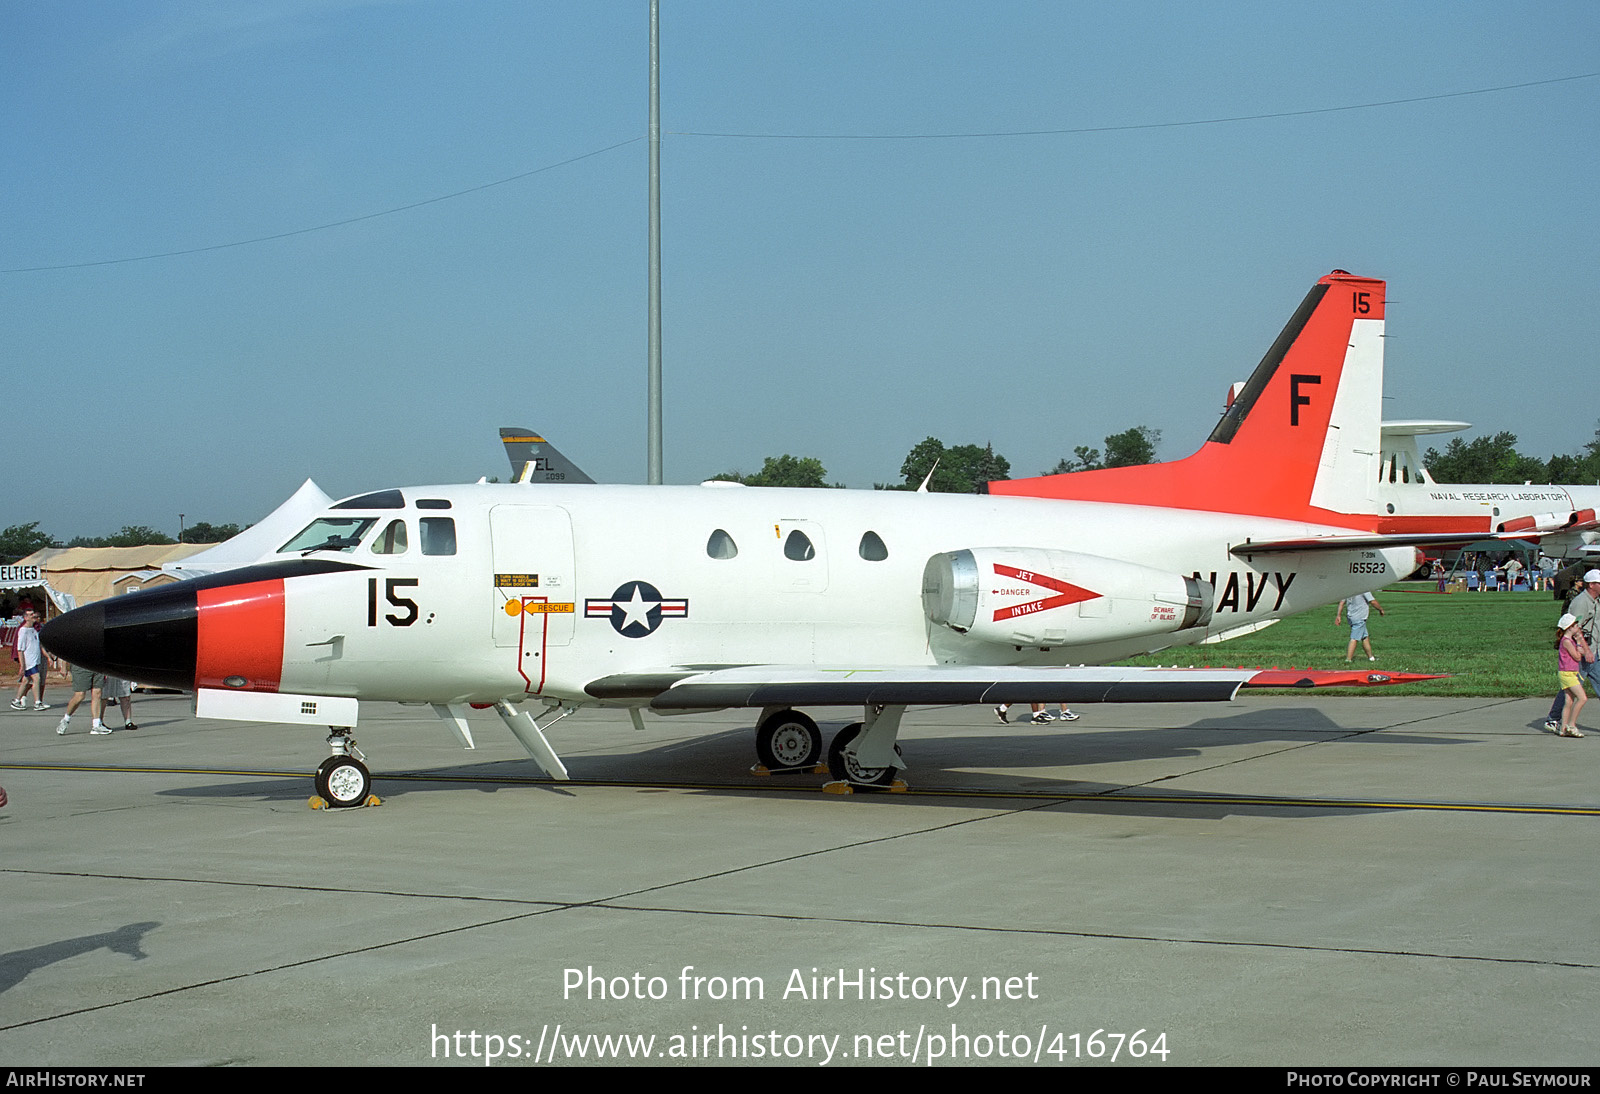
<box><xmin>921</xmin><ymin>547</ymin><xmax>1214</xmax><ymax>648</ymax></box>
<box><xmin>1497</xmin><ymin>510</ymin><xmax>1593</xmax><ymax>535</ymax></box>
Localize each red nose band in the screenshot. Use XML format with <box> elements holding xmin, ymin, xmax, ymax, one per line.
<box><xmin>196</xmin><ymin>579</ymin><xmax>286</xmax><ymax>692</ymax></box>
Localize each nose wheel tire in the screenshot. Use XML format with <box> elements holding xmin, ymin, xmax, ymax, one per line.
<box><xmin>315</xmin><ymin>756</ymin><xmax>372</xmax><ymax>807</ymax></box>
<box><xmin>756</xmin><ymin>710</ymin><xmax>822</xmax><ymax>770</ymax></box>
<box><xmin>826</xmin><ymin>722</ymin><xmax>902</xmax><ymax>787</ymax></box>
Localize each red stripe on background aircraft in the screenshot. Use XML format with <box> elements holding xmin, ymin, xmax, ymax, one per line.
<box><xmin>1372</xmin><ymin>421</ymin><xmax>1600</xmax><ymax>560</ymax></box>
<box><xmin>45</xmin><ymin>271</ymin><xmax>1469</xmax><ymax>805</ymax></box>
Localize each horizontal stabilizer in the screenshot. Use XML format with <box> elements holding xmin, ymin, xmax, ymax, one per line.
<box><xmin>1230</xmin><ymin>530</ymin><xmax>1536</xmax><ymax>557</ymax></box>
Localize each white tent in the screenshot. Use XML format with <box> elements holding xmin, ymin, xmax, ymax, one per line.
<box><xmin>163</xmin><ymin>479</ymin><xmax>332</xmax><ymax>578</ymax></box>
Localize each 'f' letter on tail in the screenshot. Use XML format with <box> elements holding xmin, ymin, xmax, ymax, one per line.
<box><xmin>991</xmin><ymin>270</ymin><xmax>1386</xmax><ymax>529</ymax></box>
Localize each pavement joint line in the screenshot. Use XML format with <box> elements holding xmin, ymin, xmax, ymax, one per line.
<box><xmin>576</xmin><ymin>902</ymin><xmax>1600</xmax><ymax>971</ymax></box>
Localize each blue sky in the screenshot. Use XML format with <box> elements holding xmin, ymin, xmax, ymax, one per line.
<box><xmin>6</xmin><ymin>1</ymin><xmax>1598</xmax><ymax>539</ymax></box>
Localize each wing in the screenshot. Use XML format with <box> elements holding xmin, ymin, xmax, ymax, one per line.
<box><xmin>584</xmin><ymin>664</ymin><xmax>1445</xmax><ymax>710</ymax></box>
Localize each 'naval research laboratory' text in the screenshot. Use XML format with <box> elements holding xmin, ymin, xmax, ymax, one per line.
<box><xmin>564</xmin><ymin>967</ymin><xmax>1039</xmax><ymax>1008</ymax></box>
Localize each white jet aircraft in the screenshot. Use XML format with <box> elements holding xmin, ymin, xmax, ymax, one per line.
<box><xmin>1371</xmin><ymin>421</ymin><xmax>1599</xmax><ymax>562</ymax></box>
<box><xmin>45</xmin><ymin>271</ymin><xmax>1471</xmax><ymax>806</ymax></box>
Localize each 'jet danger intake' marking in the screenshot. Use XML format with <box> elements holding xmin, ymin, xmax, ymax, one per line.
<box><xmin>585</xmin><ymin>581</ymin><xmax>689</xmax><ymax>638</ymax></box>
<box><xmin>989</xmin><ymin>563</ymin><xmax>1101</xmax><ymax>622</ymax></box>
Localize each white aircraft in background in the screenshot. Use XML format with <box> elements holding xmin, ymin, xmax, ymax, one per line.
<box><xmin>46</xmin><ymin>271</ymin><xmax>1479</xmax><ymax>807</ymax></box>
<box><xmin>1372</xmin><ymin>421</ymin><xmax>1599</xmax><ymax>561</ymax></box>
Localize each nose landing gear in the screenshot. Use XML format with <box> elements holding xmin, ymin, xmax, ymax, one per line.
<box><xmin>311</xmin><ymin>728</ymin><xmax>378</xmax><ymax>809</ymax></box>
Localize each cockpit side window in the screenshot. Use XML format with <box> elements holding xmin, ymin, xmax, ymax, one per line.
<box><xmin>371</xmin><ymin>519</ymin><xmax>408</xmax><ymax>555</ymax></box>
<box><xmin>420</xmin><ymin>517</ymin><xmax>457</xmax><ymax>556</ymax></box>
<box><xmin>280</xmin><ymin>517</ymin><xmax>378</xmax><ymax>554</ymax></box>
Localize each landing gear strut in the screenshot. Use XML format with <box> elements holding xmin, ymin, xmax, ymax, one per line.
<box><xmin>824</xmin><ymin>704</ymin><xmax>907</xmax><ymax>792</ymax></box>
<box><xmin>825</xmin><ymin>722</ymin><xmax>903</xmax><ymax>788</ymax></box>
<box><xmin>313</xmin><ymin>728</ymin><xmax>374</xmax><ymax>808</ymax></box>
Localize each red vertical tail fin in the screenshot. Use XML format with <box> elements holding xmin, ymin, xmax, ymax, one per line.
<box><xmin>992</xmin><ymin>271</ymin><xmax>1386</xmax><ymax>527</ymax></box>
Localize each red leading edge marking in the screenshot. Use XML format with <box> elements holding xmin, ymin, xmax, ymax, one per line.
<box><xmin>990</xmin><ymin>563</ymin><xmax>1101</xmax><ymax>623</ymax></box>
<box><xmin>1243</xmin><ymin>668</ymin><xmax>1448</xmax><ymax>688</ymax></box>
<box><xmin>195</xmin><ymin>580</ymin><xmax>286</xmax><ymax>692</ymax></box>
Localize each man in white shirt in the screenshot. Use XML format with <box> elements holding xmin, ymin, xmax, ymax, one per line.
<box><xmin>10</xmin><ymin>609</ymin><xmax>51</xmax><ymax>711</ymax></box>
<box><xmin>1335</xmin><ymin>592</ymin><xmax>1386</xmax><ymax>662</ymax></box>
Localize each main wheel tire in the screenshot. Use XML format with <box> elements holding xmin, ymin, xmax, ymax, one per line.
<box><xmin>315</xmin><ymin>756</ymin><xmax>371</xmax><ymax>807</ymax></box>
<box><xmin>826</xmin><ymin>722</ymin><xmax>901</xmax><ymax>787</ymax></box>
<box><xmin>756</xmin><ymin>710</ymin><xmax>822</xmax><ymax>770</ymax></box>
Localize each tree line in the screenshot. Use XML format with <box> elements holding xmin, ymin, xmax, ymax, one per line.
<box><xmin>710</xmin><ymin>426</ymin><xmax>1162</xmax><ymax>494</ymax></box>
<box><xmin>1422</xmin><ymin>422</ymin><xmax>1600</xmax><ymax>485</ymax></box>
<box><xmin>0</xmin><ymin>521</ymin><xmax>244</xmax><ymax>564</ymax></box>
<box><xmin>717</xmin><ymin>418</ymin><xmax>1600</xmax><ymax>495</ymax></box>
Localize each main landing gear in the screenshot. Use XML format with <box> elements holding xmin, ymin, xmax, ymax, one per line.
<box><xmin>754</xmin><ymin>708</ymin><xmax>823</xmax><ymax>772</ymax></box>
<box><xmin>311</xmin><ymin>728</ymin><xmax>378</xmax><ymax>809</ymax></box>
<box><xmin>753</xmin><ymin>705</ymin><xmax>907</xmax><ymax>792</ymax></box>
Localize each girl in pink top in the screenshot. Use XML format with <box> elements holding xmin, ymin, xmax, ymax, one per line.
<box><xmin>1556</xmin><ymin>612</ymin><xmax>1590</xmax><ymax>738</ymax></box>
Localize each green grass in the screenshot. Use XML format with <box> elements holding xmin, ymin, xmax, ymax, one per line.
<box><xmin>1118</xmin><ymin>583</ymin><xmax>1567</xmax><ymax>697</ymax></box>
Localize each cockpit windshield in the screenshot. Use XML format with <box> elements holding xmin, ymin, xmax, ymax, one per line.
<box><xmin>280</xmin><ymin>517</ymin><xmax>378</xmax><ymax>554</ymax></box>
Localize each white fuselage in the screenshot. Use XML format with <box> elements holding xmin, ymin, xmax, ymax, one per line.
<box><xmin>268</xmin><ymin>483</ymin><xmax>1414</xmax><ymax>706</ymax></box>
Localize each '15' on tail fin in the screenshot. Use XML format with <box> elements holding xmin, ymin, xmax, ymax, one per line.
<box><xmin>991</xmin><ymin>270</ymin><xmax>1385</xmax><ymax>528</ymax></box>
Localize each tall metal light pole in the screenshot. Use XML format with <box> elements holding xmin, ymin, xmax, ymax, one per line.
<box><xmin>647</xmin><ymin>0</ymin><xmax>663</xmax><ymax>483</ymax></box>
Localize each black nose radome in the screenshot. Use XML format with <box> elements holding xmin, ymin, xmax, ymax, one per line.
<box><xmin>43</xmin><ymin>585</ymin><xmax>199</xmax><ymax>692</ymax></box>
<box><xmin>40</xmin><ymin>558</ymin><xmax>369</xmax><ymax>694</ymax></box>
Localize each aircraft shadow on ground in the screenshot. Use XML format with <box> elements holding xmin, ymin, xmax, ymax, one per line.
<box><xmin>149</xmin><ymin>707</ymin><xmax>1464</xmax><ymax>819</ymax></box>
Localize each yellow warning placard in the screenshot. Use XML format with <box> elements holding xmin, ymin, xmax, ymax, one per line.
<box><xmin>505</xmin><ymin>599</ymin><xmax>574</xmax><ymax>616</ymax></box>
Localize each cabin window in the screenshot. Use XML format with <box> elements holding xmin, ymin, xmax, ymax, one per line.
<box><xmin>280</xmin><ymin>517</ymin><xmax>377</xmax><ymax>554</ymax></box>
<box><xmin>784</xmin><ymin>529</ymin><xmax>815</xmax><ymax>561</ymax></box>
<box><xmin>706</xmin><ymin>529</ymin><xmax>738</xmax><ymax>560</ymax></box>
<box><xmin>858</xmin><ymin>531</ymin><xmax>888</xmax><ymax>561</ymax></box>
<box><xmin>420</xmin><ymin>517</ymin><xmax>457</xmax><ymax>556</ymax></box>
<box><xmin>371</xmin><ymin>519</ymin><xmax>408</xmax><ymax>555</ymax></box>
<box><xmin>332</xmin><ymin>489</ymin><xmax>405</xmax><ymax>509</ymax></box>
